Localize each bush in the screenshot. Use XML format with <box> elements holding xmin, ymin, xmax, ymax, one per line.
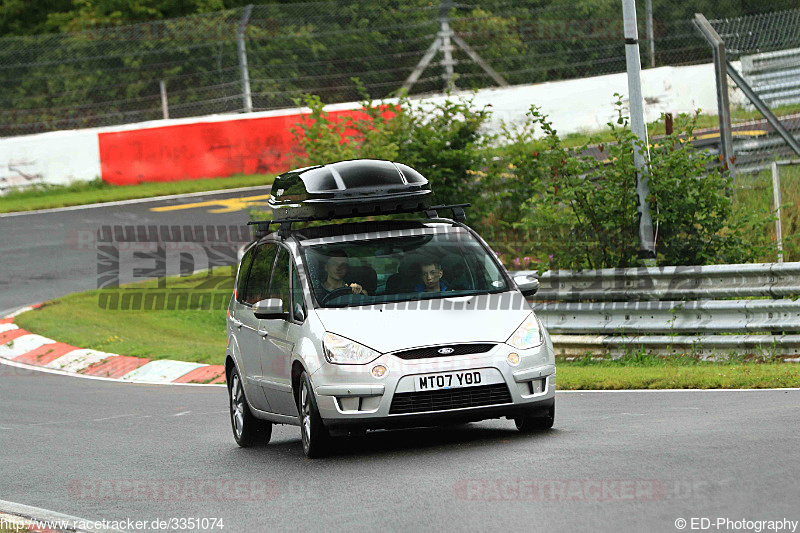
<box><xmin>290</xmin><ymin>90</ymin><xmax>493</xmax><ymax>207</ymax></box>
<box><xmin>286</xmin><ymin>91</ymin><xmax>775</xmax><ymax>269</ymax></box>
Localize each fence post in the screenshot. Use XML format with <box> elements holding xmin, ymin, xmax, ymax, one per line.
<box><xmin>159</xmin><ymin>80</ymin><xmax>169</xmax><ymax>119</ymax></box>
<box><xmin>772</xmin><ymin>162</ymin><xmax>784</xmax><ymax>263</ymax></box>
<box><xmin>622</xmin><ymin>0</ymin><xmax>657</xmax><ymax>264</ymax></box>
<box><xmin>693</xmin><ymin>14</ymin><xmax>735</xmax><ymax>179</ymax></box>
<box><xmin>645</xmin><ymin>0</ymin><xmax>655</xmax><ymax>68</ymax></box>
<box><xmin>237</xmin><ymin>4</ymin><xmax>254</xmax><ymax>113</ymax></box>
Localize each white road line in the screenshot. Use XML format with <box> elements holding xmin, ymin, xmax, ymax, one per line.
<box><xmin>120</xmin><ymin>360</ymin><xmax>204</xmax><ymax>382</ymax></box>
<box><xmin>0</xmin><ymin>184</ymin><xmax>268</xmax><ymax>218</ymax></box>
<box><xmin>0</xmin><ymin>498</ymin><xmax>116</xmax><ymax>533</ymax></box>
<box><xmin>0</xmin><ymin>356</ymin><xmax>224</xmax><ymax>387</ymax></box>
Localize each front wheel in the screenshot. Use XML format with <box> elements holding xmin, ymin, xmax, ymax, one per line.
<box><xmin>515</xmin><ymin>402</ymin><xmax>555</xmax><ymax>433</ymax></box>
<box><xmin>299</xmin><ymin>371</ymin><xmax>330</xmax><ymax>458</ymax></box>
<box><xmin>228</xmin><ymin>367</ymin><xmax>272</xmax><ymax>447</ymax></box>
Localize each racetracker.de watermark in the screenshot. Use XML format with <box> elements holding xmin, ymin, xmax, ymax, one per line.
<box><xmin>454</xmin><ymin>478</ymin><xmax>722</xmax><ymax>502</ymax></box>
<box><xmin>455</xmin><ymin>479</ymin><xmax>664</xmax><ymax>501</ymax></box>
<box><xmin>67</xmin><ymin>478</ymin><xmax>278</xmax><ymax>501</ymax></box>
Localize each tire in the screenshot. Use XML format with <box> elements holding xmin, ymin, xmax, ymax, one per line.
<box><xmin>515</xmin><ymin>402</ymin><xmax>555</xmax><ymax>433</ymax></box>
<box><xmin>228</xmin><ymin>366</ymin><xmax>272</xmax><ymax>447</ymax></box>
<box><xmin>298</xmin><ymin>371</ymin><xmax>330</xmax><ymax>458</ymax></box>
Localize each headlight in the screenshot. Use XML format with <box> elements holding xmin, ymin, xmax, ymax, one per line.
<box><xmin>322</xmin><ymin>332</ymin><xmax>381</xmax><ymax>365</ymax></box>
<box><xmin>507</xmin><ymin>314</ymin><xmax>544</xmax><ymax>349</ymax></box>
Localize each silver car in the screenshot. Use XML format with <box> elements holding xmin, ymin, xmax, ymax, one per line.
<box><xmin>225</xmin><ymin>161</ymin><xmax>556</xmax><ymax>458</ymax></box>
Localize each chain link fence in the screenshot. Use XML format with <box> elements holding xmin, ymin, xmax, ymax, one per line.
<box><xmin>0</xmin><ymin>0</ymin><xmax>718</xmax><ymax>138</ymax></box>
<box><xmin>708</xmin><ymin>8</ymin><xmax>800</xmax><ymax>175</ymax></box>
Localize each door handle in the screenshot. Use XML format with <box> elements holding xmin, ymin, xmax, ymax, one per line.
<box><xmin>259</xmin><ymin>329</ymin><xmax>269</xmax><ymax>338</ymax></box>
<box><xmin>231</xmin><ymin>318</ymin><xmax>243</xmax><ymax>328</ymax></box>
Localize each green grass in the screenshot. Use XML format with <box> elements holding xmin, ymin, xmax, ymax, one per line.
<box><xmin>557</xmin><ymin>361</ymin><xmax>800</xmax><ymax>389</ymax></box>
<box><xmin>734</xmin><ymin>163</ymin><xmax>800</xmax><ymax>262</ymax></box>
<box><xmin>0</xmin><ymin>173</ymin><xmax>275</xmax><ymax>214</ymax></box>
<box><xmin>560</xmin><ymin>103</ymin><xmax>800</xmax><ymax>149</ymax></box>
<box><xmin>14</xmin><ymin>267</ymin><xmax>234</xmax><ymax>365</ymax></box>
<box><xmin>556</xmin><ymin>350</ymin><xmax>800</xmax><ymax>389</ymax></box>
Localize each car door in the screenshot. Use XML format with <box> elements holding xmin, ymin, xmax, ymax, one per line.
<box><xmin>258</xmin><ymin>245</ymin><xmax>301</xmax><ymax>416</ymax></box>
<box><xmin>236</xmin><ymin>242</ymin><xmax>278</xmax><ymax>412</ymax></box>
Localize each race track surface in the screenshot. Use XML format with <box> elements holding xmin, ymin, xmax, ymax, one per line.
<box><xmin>1</xmin><ymin>365</ymin><xmax>798</xmax><ymax>532</ymax></box>
<box><xmin>1</xmin><ymin>192</ymin><xmax>798</xmax><ymax>531</ymax></box>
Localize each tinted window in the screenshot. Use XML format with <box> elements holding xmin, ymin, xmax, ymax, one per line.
<box><xmin>244</xmin><ymin>244</ymin><xmax>277</xmax><ymax>305</ymax></box>
<box><xmin>303</xmin><ymin>231</ymin><xmax>509</xmax><ymax>308</ymax></box>
<box><xmin>268</xmin><ymin>247</ymin><xmax>291</xmax><ymax>313</ymax></box>
<box><xmin>291</xmin><ymin>263</ymin><xmax>306</xmax><ymax>322</ymax></box>
<box><xmin>235</xmin><ymin>246</ymin><xmax>255</xmax><ymax>303</ymax></box>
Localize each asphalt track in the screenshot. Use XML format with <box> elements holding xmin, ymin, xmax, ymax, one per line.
<box><xmin>1</xmin><ymin>192</ymin><xmax>799</xmax><ymax>531</ymax></box>
<box><xmin>0</xmin><ymin>189</ymin><xmax>260</xmax><ymax>313</ymax></box>
<box><xmin>1</xmin><ymin>363</ymin><xmax>799</xmax><ymax>532</ymax></box>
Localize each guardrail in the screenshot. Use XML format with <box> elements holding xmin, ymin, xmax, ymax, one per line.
<box><xmin>512</xmin><ymin>262</ymin><xmax>800</xmax><ymax>359</ymax></box>
<box><xmin>741</xmin><ymin>47</ymin><xmax>800</xmax><ymax>109</ymax></box>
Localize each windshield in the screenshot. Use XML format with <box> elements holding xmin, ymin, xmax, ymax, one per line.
<box><xmin>302</xmin><ymin>230</ymin><xmax>510</xmax><ymax>308</ymax></box>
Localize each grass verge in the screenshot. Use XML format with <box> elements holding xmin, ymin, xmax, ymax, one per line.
<box><xmin>560</xmin><ymin>103</ymin><xmax>800</xmax><ymax>148</ymax></box>
<box><xmin>557</xmin><ymin>361</ymin><xmax>800</xmax><ymax>389</ymax></box>
<box><xmin>14</xmin><ymin>267</ymin><xmax>233</xmax><ymax>365</ymax></box>
<box><xmin>0</xmin><ymin>173</ymin><xmax>275</xmax><ymax>214</ymax></box>
<box><xmin>12</xmin><ymin>269</ymin><xmax>800</xmax><ymax>388</ymax></box>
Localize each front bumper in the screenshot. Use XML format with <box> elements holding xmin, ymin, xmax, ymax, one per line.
<box><xmin>310</xmin><ymin>342</ymin><xmax>556</xmax><ymax>430</ymax></box>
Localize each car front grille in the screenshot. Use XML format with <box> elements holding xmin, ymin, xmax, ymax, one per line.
<box><xmin>389</xmin><ymin>384</ymin><xmax>512</xmax><ymax>414</ymax></box>
<box><xmin>392</xmin><ymin>343</ymin><xmax>495</xmax><ymax>360</ymax></box>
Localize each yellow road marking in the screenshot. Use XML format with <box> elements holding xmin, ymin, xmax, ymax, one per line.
<box><xmin>693</xmin><ymin>129</ymin><xmax>768</xmax><ymax>141</ymax></box>
<box><xmin>151</xmin><ymin>194</ymin><xmax>271</xmax><ymax>213</ymax></box>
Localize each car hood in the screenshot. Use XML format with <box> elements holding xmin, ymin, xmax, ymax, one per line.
<box><xmin>314</xmin><ymin>292</ymin><xmax>532</xmax><ymax>353</ymax></box>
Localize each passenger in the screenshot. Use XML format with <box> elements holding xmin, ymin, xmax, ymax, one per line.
<box><xmin>414</xmin><ymin>260</ymin><xmax>448</xmax><ymax>293</ymax></box>
<box><xmin>317</xmin><ymin>250</ymin><xmax>368</xmax><ymax>299</ymax></box>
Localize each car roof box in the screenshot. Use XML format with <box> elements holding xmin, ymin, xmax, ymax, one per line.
<box><xmin>268</xmin><ymin>159</ymin><xmax>432</xmax><ymax>220</ymax></box>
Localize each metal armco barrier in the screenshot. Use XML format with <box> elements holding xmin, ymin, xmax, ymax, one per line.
<box><xmin>741</xmin><ymin>47</ymin><xmax>800</xmax><ymax>109</ymax></box>
<box><xmin>512</xmin><ymin>262</ymin><xmax>800</xmax><ymax>359</ymax></box>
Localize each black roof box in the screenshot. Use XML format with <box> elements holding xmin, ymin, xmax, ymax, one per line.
<box><xmin>268</xmin><ymin>159</ymin><xmax>432</xmax><ymax>220</ymax></box>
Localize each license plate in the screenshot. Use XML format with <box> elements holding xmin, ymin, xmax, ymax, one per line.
<box><xmin>414</xmin><ymin>370</ymin><xmax>484</xmax><ymax>392</ymax></box>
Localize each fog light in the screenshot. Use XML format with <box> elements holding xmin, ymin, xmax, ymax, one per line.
<box><xmin>371</xmin><ymin>364</ymin><xmax>388</xmax><ymax>378</ymax></box>
<box><xmin>507</xmin><ymin>352</ymin><xmax>520</xmax><ymax>366</ymax></box>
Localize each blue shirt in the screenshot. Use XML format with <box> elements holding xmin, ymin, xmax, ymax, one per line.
<box><xmin>413</xmin><ymin>281</ymin><xmax>448</xmax><ymax>292</ymax></box>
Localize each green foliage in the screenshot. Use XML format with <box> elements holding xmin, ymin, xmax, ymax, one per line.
<box><xmin>394</xmin><ymin>97</ymin><xmax>493</xmax><ymax>206</ymax></box>
<box><xmin>494</xmin><ymin>97</ymin><xmax>776</xmax><ymax>269</ymax></box>
<box><xmin>290</xmin><ymin>90</ymin><xmax>493</xmax><ymax>207</ymax></box>
<box><xmin>646</xmin><ymin>110</ymin><xmax>775</xmax><ymax>265</ymax></box>
<box><xmin>290</xmin><ymin>89</ymin><xmax>776</xmax><ymax>269</ymax></box>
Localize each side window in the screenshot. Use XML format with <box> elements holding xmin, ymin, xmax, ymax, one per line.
<box><xmin>291</xmin><ymin>263</ymin><xmax>307</xmax><ymax>322</ymax></box>
<box><xmin>244</xmin><ymin>244</ymin><xmax>277</xmax><ymax>305</ymax></box>
<box><xmin>235</xmin><ymin>246</ymin><xmax>255</xmax><ymax>303</ymax></box>
<box><xmin>268</xmin><ymin>247</ymin><xmax>291</xmax><ymax>313</ymax></box>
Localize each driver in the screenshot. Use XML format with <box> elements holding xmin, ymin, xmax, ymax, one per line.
<box><xmin>414</xmin><ymin>260</ymin><xmax>448</xmax><ymax>293</ymax></box>
<box><xmin>317</xmin><ymin>250</ymin><xmax>368</xmax><ymax>300</ymax></box>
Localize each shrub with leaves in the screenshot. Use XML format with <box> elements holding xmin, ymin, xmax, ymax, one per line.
<box><xmin>290</xmin><ymin>90</ymin><xmax>492</xmax><ymax>207</ymax></box>
<box><xmin>286</xmin><ymin>90</ymin><xmax>775</xmax><ymax>269</ymax></box>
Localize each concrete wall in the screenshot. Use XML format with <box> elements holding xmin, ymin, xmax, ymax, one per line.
<box><xmin>0</xmin><ymin>62</ymin><xmax>729</xmax><ymax>191</ymax></box>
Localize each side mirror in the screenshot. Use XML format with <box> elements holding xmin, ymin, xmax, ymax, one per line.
<box><xmin>253</xmin><ymin>298</ymin><xmax>286</xmax><ymax>319</ymax></box>
<box><xmin>513</xmin><ymin>274</ymin><xmax>540</xmax><ymax>297</ymax></box>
